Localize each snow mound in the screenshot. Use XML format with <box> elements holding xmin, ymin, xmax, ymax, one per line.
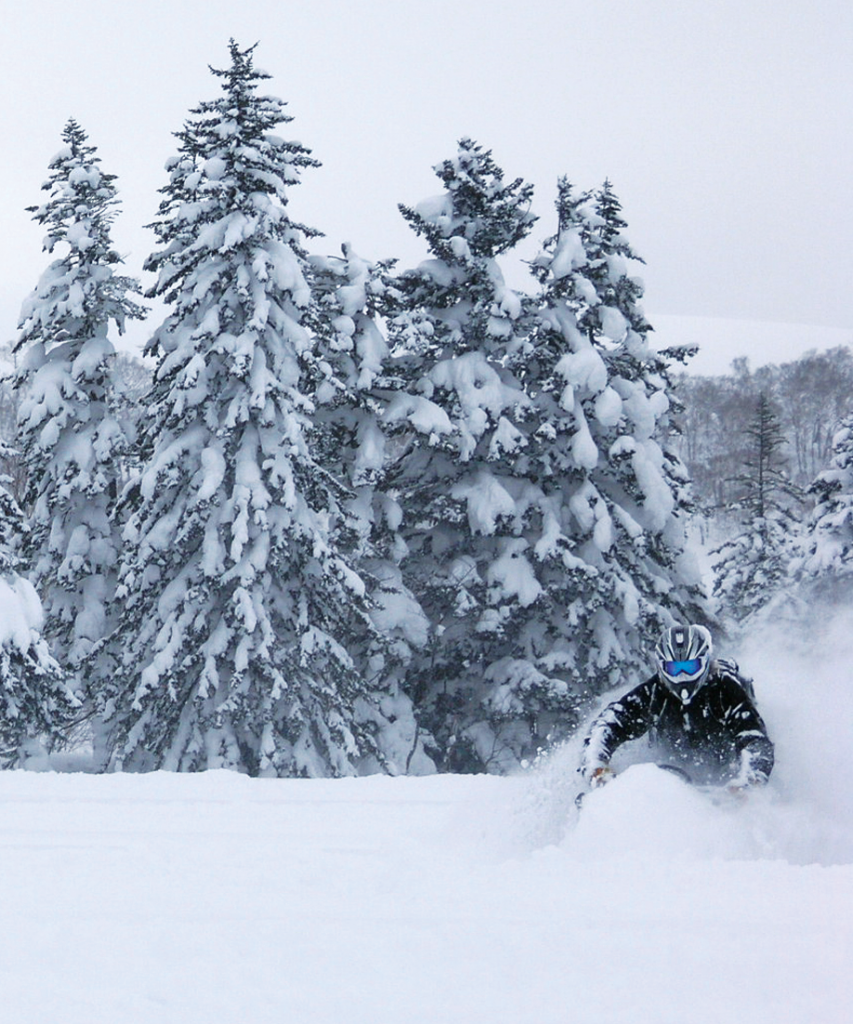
<box><xmin>570</xmin><ymin>764</ymin><xmax>779</xmax><ymax>862</ymax></box>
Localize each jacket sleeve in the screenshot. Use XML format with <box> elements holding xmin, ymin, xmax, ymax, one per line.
<box><xmin>714</xmin><ymin>673</ymin><xmax>775</xmax><ymax>785</ymax></box>
<box><xmin>579</xmin><ymin>679</ymin><xmax>657</xmax><ymax>779</ymax></box>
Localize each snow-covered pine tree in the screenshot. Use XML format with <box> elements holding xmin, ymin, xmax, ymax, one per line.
<box><xmin>712</xmin><ymin>392</ymin><xmax>802</xmax><ymax>622</ymax></box>
<box><xmin>378</xmin><ymin>139</ymin><xmax>554</xmax><ymax>771</ymax></box>
<box><xmin>515</xmin><ymin>177</ymin><xmax>707</xmax><ymax>726</ymax></box>
<box><xmin>305</xmin><ymin>244</ymin><xmax>433</xmax><ymax>772</ymax></box>
<box><xmin>14</xmin><ymin>119</ymin><xmax>145</xmax><ymax>675</ymax></box>
<box><xmin>792</xmin><ymin>413</ymin><xmax>853</xmax><ymax>602</ymax></box>
<box><xmin>306</xmin><ymin>244</ymin><xmax>396</xmax><ymax>506</ymax></box>
<box><xmin>576</xmin><ymin>180</ymin><xmax>652</xmax><ymax>342</ymax></box>
<box><xmin>102</xmin><ymin>41</ymin><xmax>398</xmax><ymax>776</ymax></box>
<box><xmin>0</xmin><ymin>443</ymin><xmax>77</xmax><ymax>766</ymax></box>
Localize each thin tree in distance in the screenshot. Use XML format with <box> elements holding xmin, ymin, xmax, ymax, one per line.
<box><xmin>713</xmin><ymin>392</ymin><xmax>803</xmax><ymax>623</ymax></box>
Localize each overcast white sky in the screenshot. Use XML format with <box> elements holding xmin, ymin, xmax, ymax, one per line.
<box><xmin>2</xmin><ymin>0</ymin><xmax>850</xmax><ymax>373</ymax></box>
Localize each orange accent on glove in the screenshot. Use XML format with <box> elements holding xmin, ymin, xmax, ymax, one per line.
<box><xmin>590</xmin><ymin>766</ymin><xmax>616</xmax><ymax>788</ymax></box>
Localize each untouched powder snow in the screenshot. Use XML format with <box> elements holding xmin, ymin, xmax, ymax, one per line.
<box><xmin>1</xmin><ymin>611</ymin><xmax>851</xmax><ymax>1023</ymax></box>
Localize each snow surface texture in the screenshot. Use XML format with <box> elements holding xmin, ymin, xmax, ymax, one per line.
<box><xmin>4</xmin><ymin>610</ymin><xmax>851</xmax><ymax>1023</ymax></box>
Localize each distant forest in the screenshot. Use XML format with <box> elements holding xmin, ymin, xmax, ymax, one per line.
<box><xmin>672</xmin><ymin>345</ymin><xmax>853</xmax><ymax>516</ymax></box>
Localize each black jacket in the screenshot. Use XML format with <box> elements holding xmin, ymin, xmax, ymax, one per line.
<box><xmin>580</xmin><ymin>660</ymin><xmax>774</xmax><ymax>786</ymax></box>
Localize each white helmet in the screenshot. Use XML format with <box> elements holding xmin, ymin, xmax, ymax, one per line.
<box><xmin>655</xmin><ymin>624</ymin><xmax>713</xmax><ymax>703</ymax></box>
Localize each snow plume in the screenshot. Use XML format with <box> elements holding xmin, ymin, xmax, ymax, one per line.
<box><xmin>731</xmin><ymin>598</ymin><xmax>853</xmax><ymax>864</ymax></box>
<box><xmin>508</xmin><ymin>596</ymin><xmax>853</xmax><ymax>868</ymax></box>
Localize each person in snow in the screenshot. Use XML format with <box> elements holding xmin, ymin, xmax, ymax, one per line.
<box><xmin>579</xmin><ymin>624</ymin><xmax>774</xmax><ymax>791</ymax></box>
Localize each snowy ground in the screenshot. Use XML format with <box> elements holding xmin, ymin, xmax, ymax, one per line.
<box><xmin>2</xmin><ymin>613</ymin><xmax>851</xmax><ymax>1023</ymax></box>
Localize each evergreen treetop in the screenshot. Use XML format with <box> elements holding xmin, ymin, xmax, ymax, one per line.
<box><xmin>712</xmin><ymin>393</ymin><xmax>802</xmax><ymax>623</ymax></box>
<box><xmin>393</xmin><ymin>137</ymin><xmax>536</xmax><ymax>362</ymax></box>
<box><xmin>14</xmin><ymin>119</ymin><xmax>144</xmax><ymax>669</ymax></box>
<box><xmin>18</xmin><ymin>118</ymin><xmax>145</xmax><ymax>344</ymax></box>
<box><xmin>145</xmin><ymin>39</ymin><xmax>321</xmax><ymax>311</ymax></box>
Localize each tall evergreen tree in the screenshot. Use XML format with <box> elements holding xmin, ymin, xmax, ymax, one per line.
<box><xmin>101</xmin><ymin>42</ymin><xmax>398</xmax><ymax>776</ymax></box>
<box><xmin>306</xmin><ymin>244</ymin><xmax>433</xmax><ymax>772</ymax></box>
<box><xmin>713</xmin><ymin>393</ymin><xmax>802</xmax><ymax>622</ymax></box>
<box><xmin>379</xmin><ymin>139</ymin><xmax>540</xmax><ymax>771</ymax></box>
<box><xmin>517</xmin><ymin>178</ymin><xmax>707</xmax><ymax>727</ymax></box>
<box><xmin>14</xmin><ymin>120</ymin><xmax>145</xmax><ymax>673</ymax></box>
<box><xmin>381</xmin><ymin>169</ymin><xmax>707</xmax><ymax>773</ymax></box>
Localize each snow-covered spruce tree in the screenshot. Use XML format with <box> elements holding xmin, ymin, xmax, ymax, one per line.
<box><xmin>712</xmin><ymin>392</ymin><xmax>803</xmax><ymax>623</ymax></box>
<box><xmin>102</xmin><ymin>42</ymin><xmax>400</xmax><ymax>776</ymax></box>
<box><xmin>0</xmin><ymin>444</ymin><xmax>77</xmax><ymax>766</ymax></box>
<box><xmin>305</xmin><ymin>244</ymin><xmax>433</xmax><ymax>772</ymax></box>
<box><xmin>513</xmin><ymin>178</ymin><xmax>707</xmax><ymax>722</ymax></box>
<box><xmin>306</xmin><ymin>244</ymin><xmax>396</xmax><ymax>513</ymax></box>
<box><xmin>792</xmin><ymin>414</ymin><xmax>853</xmax><ymax>603</ymax></box>
<box><xmin>378</xmin><ymin>138</ymin><xmax>560</xmax><ymax>772</ymax></box>
<box><xmin>14</xmin><ymin>119</ymin><xmax>145</xmax><ymax>675</ymax></box>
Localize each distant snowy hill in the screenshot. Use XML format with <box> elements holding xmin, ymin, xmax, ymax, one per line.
<box><xmin>3</xmin><ymin>608</ymin><xmax>850</xmax><ymax>1023</ymax></box>
<box><xmin>104</xmin><ymin>314</ymin><xmax>853</xmax><ymax>379</ymax></box>
<box><xmin>652</xmin><ymin>315</ymin><xmax>853</xmax><ymax>377</ymax></box>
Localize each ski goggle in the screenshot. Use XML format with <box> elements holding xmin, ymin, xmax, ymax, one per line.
<box><xmin>662</xmin><ymin>658</ymin><xmax>704</xmax><ymax>678</ymax></box>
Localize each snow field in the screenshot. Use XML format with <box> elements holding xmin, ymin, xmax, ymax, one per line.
<box><xmin>0</xmin><ymin>766</ymin><xmax>847</xmax><ymax>1024</ymax></box>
